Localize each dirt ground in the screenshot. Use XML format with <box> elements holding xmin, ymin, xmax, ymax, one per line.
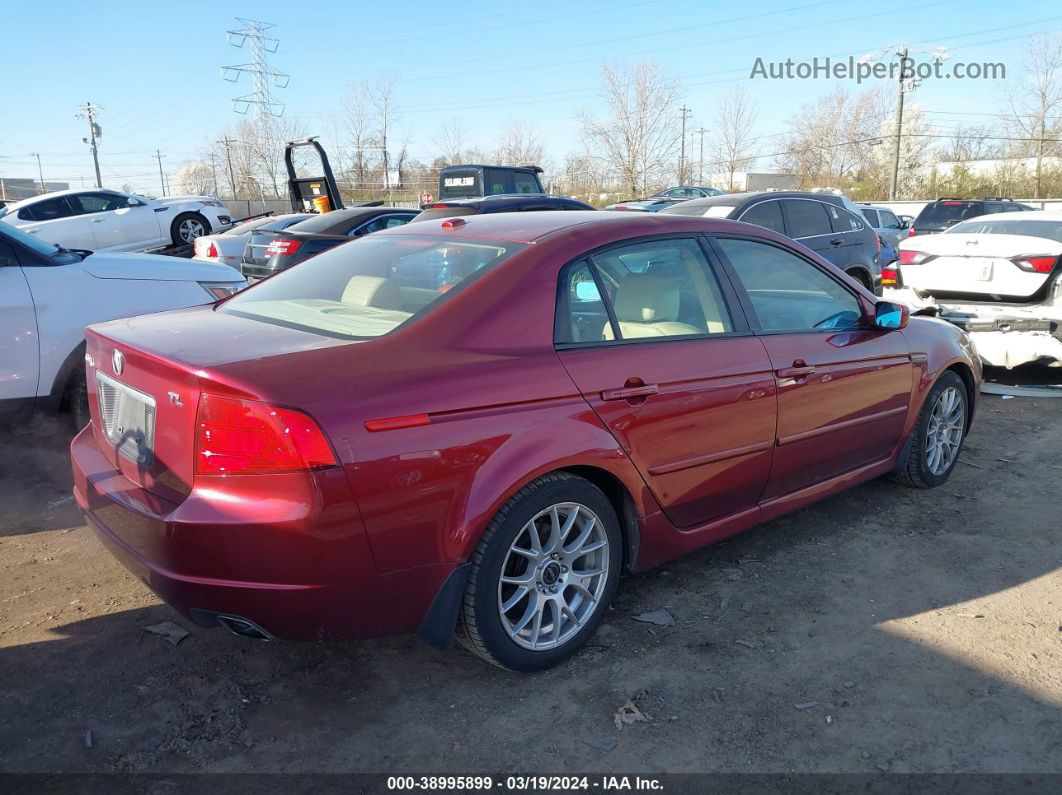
<box><xmin>0</xmin><ymin>388</ymin><xmax>1059</xmax><ymax>775</ymax></box>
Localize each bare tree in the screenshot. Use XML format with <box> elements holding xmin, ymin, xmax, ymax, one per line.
<box><xmin>173</xmin><ymin>161</ymin><xmax>215</xmax><ymax>196</ymax></box>
<box><xmin>433</xmin><ymin>116</ymin><xmax>470</xmax><ymax>166</ymax></box>
<box><xmin>343</xmin><ymin>80</ymin><xmax>373</xmax><ymax>192</ymax></box>
<box><xmin>579</xmin><ymin>61</ymin><xmax>683</xmax><ymax>196</ymax></box>
<box><xmin>370</xmin><ymin>72</ymin><xmax>400</xmax><ymax>192</ymax></box>
<box><xmin>492</xmin><ymin>119</ymin><xmax>545</xmax><ymax>166</ymax></box>
<box><xmin>939</xmin><ymin>124</ymin><xmax>1003</xmax><ymax>162</ymax></box>
<box><xmin>243</xmin><ymin>115</ymin><xmax>305</xmax><ymax>198</ymax></box>
<box><xmin>1005</xmin><ymin>33</ymin><xmax>1062</xmax><ymax>198</ymax></box>
<box><xmin>710</xmin><ymin>85</ymin><xmax>759</xmax><ymax>191</ymax></box>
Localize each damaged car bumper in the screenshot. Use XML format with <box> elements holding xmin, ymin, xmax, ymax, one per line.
<box><xmin>885</xmin><ymin>289</ymin><xmax>1062</xmax><ymax>369</ymax></box>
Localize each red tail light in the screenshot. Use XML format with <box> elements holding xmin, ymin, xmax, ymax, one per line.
<box><xmin>899</xmin><ymin>250</ymin><xmax>927</xmax><ymax>265</ymax></box>
<box><xmin>195</xmin><ymin>394</ymin><xmax>336</xmax><ymax>475</ymax></box>
<box><xmin>1012</xmin><ymin>255</ymin><xmax>1057</xmax><ymax>274</ymax></box>
<box><xmin>265</xmin><ymin>238</ymin><xmax>302</xmax><ymax>256</ymax></box>
<box><xmin>207</xmin><ymin>242</ymin><xmax>219</xmax><ymax>258</ymax></box>
<box><xmin>907</xmin><ymin>228</ymin><xmax>917</xmax><ymax>237</ymax></box>
<box><xmin>881</xmin><ymin>267</ymin><xmax>898</xmax><ymax>286</ymax></box>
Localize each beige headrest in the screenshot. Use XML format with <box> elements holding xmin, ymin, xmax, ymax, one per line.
<box><xmin>341</xmin><ymin>276</ymin><xmax>403</xmax><ymax>310</ymax></box>
<box><xmin>612</xmin><ymin>274</ymin><xmax>681</xmax><ymax>323</ymax></box>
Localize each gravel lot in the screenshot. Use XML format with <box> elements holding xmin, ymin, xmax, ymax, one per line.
<box><xmin>1</xmin><ymin>389</ymin><xmax>1059</xmax><ymax>775</ymax></box>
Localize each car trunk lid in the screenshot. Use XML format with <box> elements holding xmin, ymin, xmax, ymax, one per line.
<box><xmin>901</xmin><ymin>233</ymin><xmax>1062</xmax><ymax>299</ymax></box>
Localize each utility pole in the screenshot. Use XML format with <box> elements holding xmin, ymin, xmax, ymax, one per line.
<box><xmin>889</xmin><ymin>48</ymin><xmax>908</xmax><ymax>201</ymax></box>
<box><xmin>29</xmin><ymin>152</ymin><xmax>45</xmax><ymax>194</ymax></box>
<box><xmin>210</xmin><ymin>153</ymin><xmax>220</xmax><ymax>196</ymax></box>
<box><xmin>155</xmin><ymin>149</ymin><xmax>167</xmax><ymax>197</ymax></box>
<box><xmin>1035</xmin><ymin>117</ymin><xmax>1046</xmax><ymax>200</ymax></box>
<box><xmin>696</xmin><ymin>128</ymin><xmax>707</xmax><ymax>184</ymax></box>
<box><xmin>218</xmin><ymin>136</ymin><xmax>237</xmax><ymax>199</ymax></box>
<box><xmin>76</xmin><ymin>102</ymin><xmax>104</xmax><ymax>189</ymax></box>
<box><xmin>679</xmin><ymin>106</ymin><xmax>692</xmax><ymax>184</ymax></box>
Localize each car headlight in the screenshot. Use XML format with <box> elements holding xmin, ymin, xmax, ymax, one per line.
<box><xmin>199</xmin><ymin>281</ymin><xmax>244</xmax><ymax>300</ymax></box>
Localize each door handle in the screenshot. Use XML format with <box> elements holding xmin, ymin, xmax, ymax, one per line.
<box><xmin>601</xmin><ymin>384</ymin><xmax>659</xmax><ymax>402</ymax></box>
<box><xmin>91</xmin><ymin>218</ymin><xmax>105</xmax><ymax>223</ymax></box>
<box><xmin>829</xmin><ymin>238</ymin><xmax>843</xmax><ymax>246</ymax></box>
<box><xmin>776</xmin><ymin>360</ymin><xmax>816</xmax><ymax>379</ymax></box>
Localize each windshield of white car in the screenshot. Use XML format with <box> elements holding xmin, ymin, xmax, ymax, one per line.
<box><xmin>220</xmin><ymin>234</ymin><xmax>525</xmax><ymax>340</ymax></box>
<box><xmin>0</xmin><ymin>220</ymin><xmax>83</xmax><ymax>263</ymax></box>
<box><xmin>948</xmin><ymin>219</ymin><xmax>1062</xmax><ymax>244</ymax></box>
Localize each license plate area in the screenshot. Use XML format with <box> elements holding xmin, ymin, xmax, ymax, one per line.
<box><xmin>96</xmin><ymin>371</ymin><xmax>157</xmax><ymax>467</ymax></box>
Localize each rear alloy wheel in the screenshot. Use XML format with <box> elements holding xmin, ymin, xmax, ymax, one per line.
<box><xmin>458</xmin><ymin>473</ymin><xmax>621</xmax><ymax>671</ymax></box>
<box><xmin>895</xmin><ymin>370</ymin><xmax>968</xmax><ymax>488</ymax></box>
<box><xmin>171</xmin><ymin>213</ymin><xmax>209</xmax><ymax>246</ymax></box>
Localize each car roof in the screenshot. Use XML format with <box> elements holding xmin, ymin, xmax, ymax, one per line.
<box><xmin>440</xmin><ymin>164</ymin><xmax>542</xmax><ymax>172</ymax></box>
<box><xmin>286</xmin><ymin>205</ymin><xmax>410</xmax><ymax>231</ymax></box>
<box><xmin>1</xmin><ymin>187</ymin><xmax>130</xmax><ymax>209</ymax></box>
<box><xmin>858</xmin><ymin>203</ymin><xmax>897</xmax><ymax>211</ymax></box>
<box><xmin>659</xmin><ymin>190</ymin><xmax>849</xmax><ymax>212</ymax></box>
<box><xmin>952</xmin><ymin>209</ymin><xmax>1062</xmax><ymax>221</ymax></box>
<box><xmin>382</xmin><ymin>209</ymin><xmax>765</xmax><ymax>244</ymax></box>
<box><xmin>430</xmin><ymin>195</ymin><xmax>572</xmax><ymax>208</ymax></box>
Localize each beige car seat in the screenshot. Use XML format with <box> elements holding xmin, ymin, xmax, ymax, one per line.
<box><xmin>602</xmin><ymin>274</ymin><xmax>703</xmax><ymax>339</ymax></box>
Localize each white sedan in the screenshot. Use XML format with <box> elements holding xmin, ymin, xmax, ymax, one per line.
<box><xmin>895</xmin><ymin>210</ymin><xmax>1062</xmax><ymax>368</ymax></box>
<box><xmin>0</xmin><ymin>188</ymin><xmax>233</xmax><ymax>253</ymax></box>
<box><xmin>0</xmin><ymin>219</ymin><xmax>245</xmax><ymax>426</ymax></box>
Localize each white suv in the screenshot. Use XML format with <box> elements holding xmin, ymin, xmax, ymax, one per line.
<box><xmin>0</xmin><ymin>220</ymin><xmax>245</xmax><ymax>425</ymax></box>
<box><xmin>0</xmin><ymin>188</ymin><xmax>233</xmax><ymax>253</ymax></box>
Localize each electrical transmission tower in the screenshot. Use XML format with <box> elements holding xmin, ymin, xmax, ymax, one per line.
<box><xmin>222</xmin><ymin>18</ymin><xmax>289</xmax><ymax>117</ymax></box>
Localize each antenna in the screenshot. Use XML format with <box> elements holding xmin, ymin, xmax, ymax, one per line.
<box><xmin>222</xmin><ymin>18</ymin><xmax>289</xmax><ymax>117</ymax></box>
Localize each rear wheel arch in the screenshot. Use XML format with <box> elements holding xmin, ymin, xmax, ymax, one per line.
<box><xmin>844</xmin><ymin>266</ymin><xmax>873</xmax><ymax>291</ymax></box>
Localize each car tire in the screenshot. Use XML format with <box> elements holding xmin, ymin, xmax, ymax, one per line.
<box><xmin>62</xmin><ymin>367</ymin><xmax>90</xmax><ymax>430</ymax></box>
<box><xmin>845</xmin><ymin>267</ymin><xmax>873</xmax><ymax>292</ymax></box>
<box><xmin>171</xmin><ymin>213</ymin><xmax>210</xmax><ymax>246</ymax></box>
<box><xmin>894</xmin><ymin>370</ymin><xmax>968</xmax><ymax>489</ymax></box>
<box><xmin>457</xmin><ymin>472</ymin><xmax>622</xmax><ymax>671</ymax></box>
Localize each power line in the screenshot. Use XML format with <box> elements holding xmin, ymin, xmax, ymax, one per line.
<box><xmin>223</xmin><ymin>18</ymin><xmax>289</xmax><ymax>117</ymax></box>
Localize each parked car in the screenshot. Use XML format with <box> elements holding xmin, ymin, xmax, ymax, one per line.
<box><xmin>0</xmin><ymin>188</ymin><xmax>232</xmax><ymax>252</ymax></box>
<box><xmin>908</xmin><ymin>197</ymin><xmax>1034</xmax><ymax>237</ymax></box>
<box><xmin>660</xmin><ymin>190</ymin><xmax>882</xmax><ymax>293</ymax></box>
<box><xmin>604</xmin><ymin>197</ymin><xmax>686</xmax><ymax>212</ymax></box>
<box><xmin>650</xmin><ymin>186</ymin><xmax>725</xmax><ymax>200</ymax></box>
<box><xmin>895</xmin><ymin>210</ymin><xmax>1062</xmax><ymax>368</ymax></box>
<box><xmin>412</xmin><ymin>195</ymin><xmax>595</xmax><ymax>223</ymax></box>
<box><xmin>241</xmin><ymin>205</ymin><xmax>419</xmax><ymax>282</ymax></box>
<box><xmin>859</xmin><ymin>203</ymin><xmax>907</xmax><ymax>249</ymax></box>
<box><xmin>438</xmin><ymin>164</ymin><xmax>545</xmax><ymax>199</ymax></box>
<box><xmin>0</xmin><ymin>220</ymin><xmax>245</xmax><ymax>426</ymax></box>
<box><xmin>71</xmin><ymin>210</ymin><xmax>980</xmax><ymax>671</ymax></box>
<box><xmin>193</xmin><ymin>213</ymin><xmax>313</xmax><ymax>269</ymax></box>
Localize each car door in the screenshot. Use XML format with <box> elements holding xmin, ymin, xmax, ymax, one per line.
<box><xmin>710</xmin><ymin>235</ymin><xmax>912</xmax><ymax>499</ymax></box>
<box><xmin>877</xmin><ymin>209</ymin><xmax>903</xmax><ymax>249</ymax></box>
<box><xmin>555</xmin><ymin>237</ymin><xmax>777</xmax><ymax>529</ymax></box>
<box><xmin>67</xmin><ymin>192</ymin><xmax>160</xmax><ymax>251</ymax></box>
<box><xmin>15</xmin><ymin>196</ymin><xmax>97</xmax><ymax>250</ymax></box>
<box><xmin>0</xmin><ymin>241</ymin><xmax>40</xmax><ymax>408</ymax></box>
<box><xmin>781</xmin><ymin>199</ymin><xmax>844</xmax><ymax>266</ymax></box>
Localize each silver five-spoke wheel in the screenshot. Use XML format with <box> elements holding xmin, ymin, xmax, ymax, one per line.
<box><xmin>925</xmin><ymin>385</ymin><xmax>964</xmax><ymax>475</ymax></box>
<box><xmin>497</xmin><ymin>502</ymin><xmax>609</xmax><ymax>651</ymax></box>
<box><xmin>179</xmin><ymin>217</ymin><xmax>206</xmax><ymax>243</ymax></box>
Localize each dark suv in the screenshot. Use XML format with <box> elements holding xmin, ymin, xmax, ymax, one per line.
<box><xmin>412</xmin><ymin>194</ymin><xmax>595</xmax><ymax>222</ymax></box>
<box><xmin>910</xmin><ymin>197</ymin><xmax>1034</xmax><ymax>236</ymax></box>
<box><xmin>661</xmin><ymin>190</ymin><xmax>882</xmax><ymax>294</ymax></box>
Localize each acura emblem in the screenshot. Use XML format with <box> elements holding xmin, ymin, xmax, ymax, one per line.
<box><xmin>112</xmin><ymin>349</ymin><xmax>124</xmax><ymax>375</ymax></box>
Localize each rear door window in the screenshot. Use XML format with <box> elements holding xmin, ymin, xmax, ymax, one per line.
<box><xmin>784</xmin><ymin>200</ymin><xmax>832</xmax><ymax>238</ymax></box>
<box><xmin>860</xmin><ymin>208</ymin><xmax>879</xmax><ymax>227</ymax></box>
<box><xmin>738</xmin><ymin>200</ymin><xmax>784</xmax><ymax>234</ymax></box>
<box><xmin>879</xmin><ymin>210</ymin><xmax>901</xmax><ymax>229</ymax></box>
<box><xmin>17</xmin><ymin>196</ymin><xmax>76</xmax><ymax>222</ymax></box>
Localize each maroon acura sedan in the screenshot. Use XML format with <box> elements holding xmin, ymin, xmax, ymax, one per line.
<box><xmin>71</xmin><ymin>211</ymin><xmax>980</xmax><ymax>671</ymax></box>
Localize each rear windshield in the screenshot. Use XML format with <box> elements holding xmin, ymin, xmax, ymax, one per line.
<box><xmin>916</xmin><ymin>201</ymin><xmax>985</xmax><ymax>227</ymax></box>
<box><xmin>948</xmin><ymin>218</ymin><xmax>1062</xmax><ymax>244</ymax></box>
<box><xmin>284</xmin><ymin>211</ymin><xmax>363</xmax><ymax>234</ymax></box>
<box><xmin>440</xmin><ymin>170</ymin><xmax>483</xmax><ymax>199</ymax></box>
<box><xmin>660</xmin><ymin>202</ymin><xmax>735</xmax><ymax>218</ymax></box>
<box><xmin>220</xmin><ymin>235</ymin><xmax>525</xmax><ymax>339</ymax></box>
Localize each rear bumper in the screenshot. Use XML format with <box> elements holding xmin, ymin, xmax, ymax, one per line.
<box><xmin>70</xmin><ymin>426</ymin><xmax>454</xmax><ymax>641</ymax></box>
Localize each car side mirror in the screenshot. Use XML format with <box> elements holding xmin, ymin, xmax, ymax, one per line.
<box><xmin>127</xmin><ymin>197</ymin><xmax>141</xmax><ymax>207</ymax></box>
<box><xmin>874</xmin><ymin>301</ymin><xmax>908</xmax><ymax>330</ymax></box>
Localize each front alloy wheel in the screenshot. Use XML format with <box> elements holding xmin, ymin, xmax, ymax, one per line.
<box><xmin>178</xmin><ymin>217</ymin><xmax>206</xmax><ymax>243</ymax></box>
<box><xmin>894</xmin><ymin>370</ymin><xmax>968</xmax><ymax>488</ymax></box>
<box><xmin>459</xmin><ymin>472</ymin><xmax>621</xmax><ymax>671</ymax></box>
